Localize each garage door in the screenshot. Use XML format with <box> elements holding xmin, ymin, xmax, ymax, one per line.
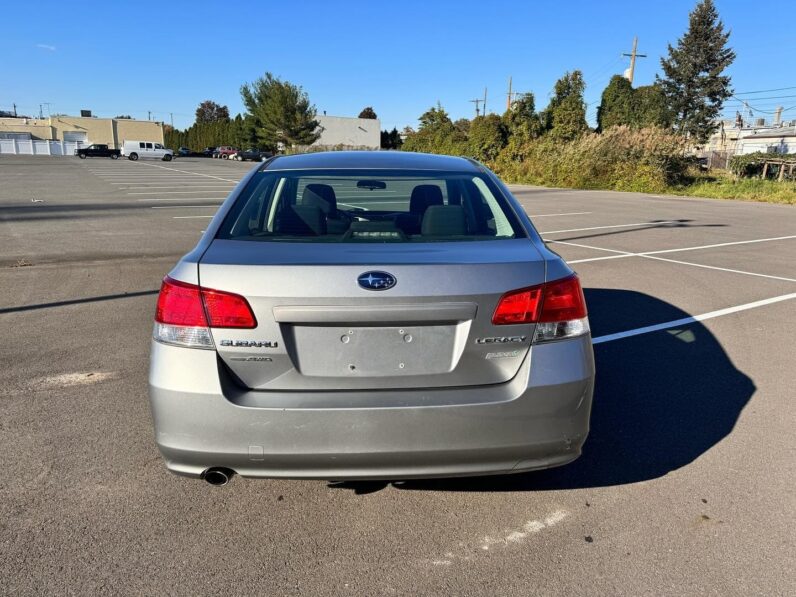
<box><xmin>63</xmin><ymin>131</ymin><xmax>88</xmax><ymax>143</ymax></box>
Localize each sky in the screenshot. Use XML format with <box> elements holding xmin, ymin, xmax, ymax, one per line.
<box><xmin>5</xmin><ymin>0</ymin><xmax>795</xmax><ymax>131</ymax></box>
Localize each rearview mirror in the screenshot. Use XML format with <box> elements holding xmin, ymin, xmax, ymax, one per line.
<box><xmin>357</xmin><ymin>180</ymin><xmax>387</xmax><ymax>190</ymax></box>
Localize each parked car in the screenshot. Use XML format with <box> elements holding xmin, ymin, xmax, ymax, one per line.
<box><xmin>232</xmin><ymin>148</ymin><xmax>273</xmax><ymax>162</ymax></box>
<box><xmin>201</xmin><ymin>147</ymin><xmax>216</xmax><ymax>158</ymax></box>
<box><xmin>177</xmin><ymin>147</ymin><xmax>193</xmax><ymax>157</ymax></box>
<box><xmin>149</xmin><ymin>151</ymin><xmax>595</xmax><ymax>486</ymax></box>
<box><xmin>214</xmin><ymin>146</ymin><xmax>239</xmax><ymax>159</ymax></box>
<box><xmin>121</xmin><ymin>140</ymin><xmax>174</xmax><ymax>161</ymax></box>
<box><xmin>75</xmin><ymin>144</ymin><xmax>121</xmax><ymax>159</ymax></box>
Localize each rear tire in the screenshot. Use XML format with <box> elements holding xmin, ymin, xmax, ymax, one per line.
<box><xmin>78</xmin><ymin>153</ymin><xmax>86</xmax><ymax>159</ymax></box>
<box><xmin>163</xmin><ymin>154</ymin><xmax>173</xmax><ymax>162</ymax></box>
<box><xmin>110</xmin><ymin>154</ymin><xmax>119</xmax><ymax>160</ymax></box>
<box><xmin>129</xmin><ymin>153</ymin><xmax>138</xmax><ymax>161</ymax></box>
<box><xmin>222</xmin><ymin>154</ymin><xmax>228</xmax><ymax>160</ymax></box>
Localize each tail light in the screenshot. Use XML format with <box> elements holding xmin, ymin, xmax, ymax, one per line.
<box><xmin>492</xmin><ymin>275</ymin><xmax>589</xmax><ymax>343</ymax></box>
<box><xmin>153</xmin><ymin>276</ymin><xmax>256</xmax><ymax>349</ymax></box>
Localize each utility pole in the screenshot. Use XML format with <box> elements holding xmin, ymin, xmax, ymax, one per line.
<box><xmin>148</xmin><ymin>110</ymin><xmax>151</xmax><ymax>121</ymax></box>
<box><xmin>13</xmin><ymin>103</ymin><xmax>17</xmax><ymax>117</ymax></box>
<box><xmin>507</xmin><ymin>76</ymin><xmax>512</xmax><ymax>111</ymax></box>
<box><xmin>483</xmin><ymin>87</ymin><xmax>488</xmax><ymax>116</ymax></box>
<box><xmin>39</xmin><ymin>104</ymin><xmax>43</xmax><ymax>119</ymax></box>
<box><xmin>169</xmin><ymin>112</ymin><xmax>174</xmax><ymax>128</ymax></box>
<box><xmin>469</xmin><ymin>98</ymin><xmax>482</xmax><ymax>118</ymax></box>
<box><xmin>622</xmin><ymin>36</ymin><xmax>647</xmax><ymax>85</ymax></box>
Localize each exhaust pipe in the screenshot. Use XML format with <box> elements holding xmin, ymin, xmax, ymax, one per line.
<box><xmin>203</xmin><ymin>467</ymin><xmax>234</xmax><ymax>486</ymax></box>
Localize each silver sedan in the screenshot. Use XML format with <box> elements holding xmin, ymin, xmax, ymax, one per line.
<box><xmin>148</xmin><ymin>151</ymin><xmax>594</xmax><ymax>485</ymax></box>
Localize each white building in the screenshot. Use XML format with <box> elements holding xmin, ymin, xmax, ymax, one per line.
<box><xmin>705</xmin><ymin>120</ymin><xmax>796</xmax><ymax>156</ymax></box>
<box><xmin>736</xmin><ymin>126</ymin><xmax>796</xmax><ymax>155</ymax></box>
<box><xmin>313</xmin><ymin>115</ymin><xmax>380</xmax><ymax>150</ymax></box>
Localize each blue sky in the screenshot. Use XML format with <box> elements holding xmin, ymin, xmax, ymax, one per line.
<box><xmin>5</xmin><ymin>1</ymin><xmax>795</xmax><ymax>131</ymax></box>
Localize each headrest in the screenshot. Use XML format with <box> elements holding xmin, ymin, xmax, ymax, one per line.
<box><xmin>302</xmin><ymin>183</ymin><xmax>337</xmax><ymax>214</ymax></box>
<box><xmin>279</xmin><ymin>205</ymin><xmax>327</xmax><ymax>236</ymax></box>
<box><xmin>421</xmin><ymin>205</ymin><xmax>467</xmax><ymax>237</ymax></box>
<box><xmin>410</xmin><ymin>184</ymin><xmax>444</xmax><ymax>214</ymax></box>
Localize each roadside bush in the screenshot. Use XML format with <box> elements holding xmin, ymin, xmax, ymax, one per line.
<box><xmin>491</xmin><ymin>126</ymin><xmax>688</xmax><ymax>193</ymax></box>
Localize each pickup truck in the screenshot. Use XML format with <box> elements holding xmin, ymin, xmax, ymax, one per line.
<box><xmin>75</xmin><ymin>144</ymin><xmax>121</xmax><ymax>159</ymax></box>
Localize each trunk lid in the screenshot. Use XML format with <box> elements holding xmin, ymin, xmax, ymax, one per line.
<box><xmin>199</xmin><ymin>239</ymin><xmax>546</xmax><ymax>391</ymax></box>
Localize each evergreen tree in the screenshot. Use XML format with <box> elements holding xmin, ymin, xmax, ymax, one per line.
<box><xmin>358</xmin><ymin>107</ymin><xmax>378</xmax><ymax>119</ymax></box>
<box><xmin>597</xmin><ymin>76</ymin><xmax>636</xmax><ymax>131</ymax></box>
<box><xmin>597</xmin><ymin>77</ymin><xmax>672</xmax><ymax>131</ymax></box>
<box><xmin>543</xmin><ymin>71</ymin><xmax>588</xmax><ymax>140</ymax></box>
<box><xmin>380</xmin><ymin>127</ymin><xmax>403</xmax><ymax>149</ymax></box>
<box><xmin>634</xmin><ymin>84</ymin><xmax>671</xmax><ymax>128</ymax></box>
<box><xmin>503</xmin><ymin>92</ymin><xmax>542</xmax><ymax>141</ymax></box>
<box><xmin>388</xmin><ymin>127</ymin><xmax>402</xmax><ymax>149</ymax></box>
<box><xmin>241</xmin><ymin>73</ymin><xmax>320</xmax><ymax>150</ymax></box>
<box><xmin>468</xmin><ymin>114</ymin><xmax>507</xmax><ymax>162</ymax></box>
<box><xmin>657</xmin><ymin>0</ymin><xmax>735</xmax><ymax>143</ymax></box>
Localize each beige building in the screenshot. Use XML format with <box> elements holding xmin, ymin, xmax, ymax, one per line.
<box><xmin>0</xmin><ymin>115</ymin><xmax>164</xmax><ymax>148</ymax></box>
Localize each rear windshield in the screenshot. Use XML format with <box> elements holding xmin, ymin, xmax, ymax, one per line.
<box><xmin>216</xmin><ymin>169</ymin><xmax>525</xmax><ymax>243</ymax></box>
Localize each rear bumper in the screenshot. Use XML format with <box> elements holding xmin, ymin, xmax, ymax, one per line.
<box><xmin>148</xmin><ymin>336</ymin><xmax>594</xmax><ymax>480</ymax></box>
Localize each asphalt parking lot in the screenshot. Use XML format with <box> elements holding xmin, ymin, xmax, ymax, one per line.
<box><xmin>1</xmin><ymin>155</ymin><xmax>794</xmax><ymax>596</ymax></box>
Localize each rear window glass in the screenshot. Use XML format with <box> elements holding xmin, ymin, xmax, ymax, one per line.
<box><xmin>216</xmin><ymin>169</ymin><xmax>525</xmax><ymax>243</ymax></box>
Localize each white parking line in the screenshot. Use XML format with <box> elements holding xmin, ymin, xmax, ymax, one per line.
<box><xmin>540</xmin><ymin>221</ymin><xmax>676</xmax><ymax>234</ymax></box>
<box><xmin>642</xmin><ymin>255</ymin><xmax>796</xmax><ymax>283</ymax></box>
<box><xmin>136</xmin><ymin>197</ymin><xmax>228</xmax><ymax>202</ymax></box>
<box><xmin>173</xmin><ymin>215</ymin><xmax>214</xmax><ymax>219</ymax></box>
<box><xmin>644</xmin><ymin>235</ymin><xmax>796</xmax><ymax>256</ymax></box>
<box><xmin>528</xmin><ymin>211</ymin><xmax>591</xmax><ymax>217</ymax></box>
<box><xmin>554</xmin><ymin>235</ymin><xmax>796</xmax><ymax>265</ymax></box>
<box><xmin>151</xmin><ymin>205</ymin><xmax>219</xmax><ymax>209</ymax></box>
<box><xmin>554</xmin><ymin>237</ymin><xmax>796</xmax><ymax>282</ymax></box>
<box><xmin>135</xmin><ymin>161</ymin><xmax>240</xmax><ymax>183</ymax></box>
<box><xmin>112</xmin><ymin>185</ymin><xmax>234</xmax><ymax>189</ymax></box>
<box><xmin>128</xmin><ymin>190</ymin><xmax>230</xmax><ymax>195</ymax></box>
<box><xmin>593</xmin><ymin>292</ymin><xmax>796</xmax><ymax>344</ymax></box>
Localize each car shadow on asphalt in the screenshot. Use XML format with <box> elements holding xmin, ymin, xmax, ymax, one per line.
<box><xmin>330</xmin><ymin>288</ymin><xmax>756</xmax><ymax>494</ymax></box>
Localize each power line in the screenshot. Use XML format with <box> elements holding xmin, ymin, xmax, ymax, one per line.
<box><xmin>724</xmin><ymin>94</ymin><xmax>796</xmax><ymax>102</ymax></box>
<box><xmin>729</xmin><ymin>95</ymin><xmax>795</xmax><ymax>115</ymax></box>
<box><xmin>733</xmin><ymin>86</ymin><xmax>796</xmax><ymax>96</ymax></box>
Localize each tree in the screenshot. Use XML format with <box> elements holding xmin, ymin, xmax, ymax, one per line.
<box><xmin>453</xmin><ymin>118</ymin><xmax>471</xmax><ymax>135</ymax></box>
<box><xmin>195</xmin><ymin>100</ymin><xmax>230</xmax><ymax>124</ymax></box>
<box><xmin>597</xmin><ymin>76</ymin><xmax>635</xmax><ymax>131</ymax></box>
<box><xmin>634</xmin><ymin>84</ymin><xmax>671</xmax><ymax>128</ymax></box>
<box><xmin>402</xmin><ymin>103</ymin><xmax>467</xmax><ymax>155</ymax></box>
<box><xmin>597</xmin><ymin>77</ymin><xmax>673</xmax><ymax>131</ymax></box>
<box><xmin>241</xmin><ymin>72</ymin><xmax>320</xmax><ymax>149</ymax></box>
<box><xmin>468</xmin><ymin>114</ymin><xmax>507</xmax><ymax>162</ymax></box>
<box><xmin>388</xmin><ymin>127</ymin><xmax>403</xmax><ymax>149</ymax></box>
<box><xmin>380</xmin><ymin>127</ymin><xmax>403</xmax><ymax>149</ymax></box>
<box><xmin>657</xmin><ymin>0</ymin><xmax>735</xmax><ymax>143</ymax></box>
<box><xmin>503</xmin><ymin>92</ymin><xmax>542</xmax><ymax>141</ymax></box>
<box><xmin>358</xmin><ymin>106</ymin><xmax>378</xmax><ymax>119</ymax></box>
<box><xmin>114</xmin><ymin>115</ymin><xmax>133</xmax><ymax>120</ymax></box>
<box><xmin>543</xmin><ymin>71</ymin><xmax>588</xmax><ymax>141</ymax></box>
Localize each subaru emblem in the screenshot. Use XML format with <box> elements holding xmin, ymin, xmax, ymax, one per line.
<box><xmin>357</xmin><ymin>271</ymin><xmax>397</xmax><ymax>291</ymax></box>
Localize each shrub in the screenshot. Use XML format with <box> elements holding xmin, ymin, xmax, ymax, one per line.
<box><xmin>491</xmin><ymin>126</ymin><xmax>688</xmax><ymax>193</ymax></box>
